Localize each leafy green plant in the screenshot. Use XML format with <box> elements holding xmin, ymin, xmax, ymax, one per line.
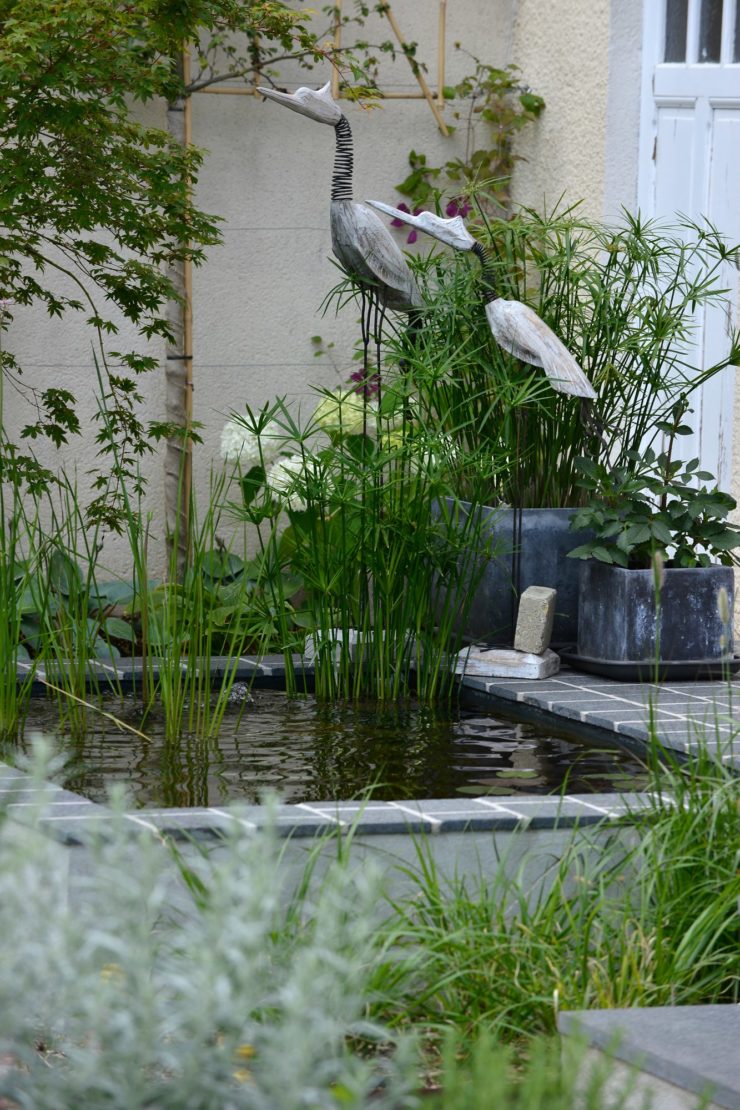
<box><xmin>568</xmin><ymin>401</ymin><xmax>740</xmax><ymax>569</ymax></box>
<box><xmin>395</xmin><ymin>57</ymin><xmax>544</xmax><ymax>220</ymax></box>
<box><xmin>0</xmin><ymin>754</ymin><xmax>418</xmax><ymax>1109</ymax></box>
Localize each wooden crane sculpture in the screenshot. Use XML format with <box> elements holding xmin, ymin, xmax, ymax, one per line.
<box><xmin>257</xmin><ymin>82</ymin><xmax>423</xmax><ymax>394</ymax></box>
<box><xmin>366</xmin><ymin>203</ymin><xmax>597</xmax><ymax>400</ymax></box>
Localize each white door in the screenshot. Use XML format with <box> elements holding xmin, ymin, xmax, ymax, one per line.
<box><xmin>638</xmin><ymin>0</ymin><xmax>740</xmax><ymax>487</ymax></box>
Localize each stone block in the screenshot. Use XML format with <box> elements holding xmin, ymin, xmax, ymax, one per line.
<box><xmin>454</xmin><ymin>646</ymin><xmax>560</xmax><ymax>679</ymax></box>
<box><xmin>514</xmin><ymin>586</ymin><xmax>557</xmax><ymax>654</ymax></box>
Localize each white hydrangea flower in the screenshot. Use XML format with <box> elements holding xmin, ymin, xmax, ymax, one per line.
<box><xmin>312</xmin><ymin>389</ymin><xmax>378</xmax><ymax>435</ymax></box>
<box><xmin>220</xmin><ymin>419</ymin><xmax>283</xmax><ymax>466</ymax></box>
<box><xmin>266</xmin><ymin>453</ymin><xmax>310</xmax><ymax>511</ymax></box>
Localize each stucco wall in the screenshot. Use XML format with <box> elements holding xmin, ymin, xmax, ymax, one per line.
<box><xmin>510</xmin><ymin>0</ymin><xmax>612</xmax><ymax>219</ymax></box>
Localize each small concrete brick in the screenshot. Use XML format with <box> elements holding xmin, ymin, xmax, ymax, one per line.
<box><xmin>456</xmin><ymin>646</ymin><xmax>560</xmax><ymax>680</ymax></box>
<box><xmin>514</xmin><ymin>585</ymin><xmax>557</xmax><ymax>654</ymax></box>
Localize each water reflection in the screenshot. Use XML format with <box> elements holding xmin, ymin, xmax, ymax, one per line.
<box><xmin>21</xmin><ymin>691</ymin><xmax>649</xmax><ymax>808</ymax></box>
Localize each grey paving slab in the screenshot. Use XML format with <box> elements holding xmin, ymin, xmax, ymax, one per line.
<box><xmin>136</xmin><ymin>809</ymin><xmax>237</xmax><ymax>839</ymax></box>
<box><xmin>38</xmin><ymin>814</ymin><xmax>130</xmax><ymax>845</ymax></box>
<box><xmin>558</xmin><ymin>1005</ymin><xmax>740</xmax><ymax>1110</ymax></box>
<box><xmin>309</xmin><ymin>803</ymin><xmax>435</xmax><ymax>834</ymax></box>
<box><xmin>473</xmin><ymin>796</ymin><xmax>619</xmax><ymax>829</ymax></box>
<box><xmin>0</xmin><ymin>784</ymin><xmax>63</xmax><ymax>802</ymax></box>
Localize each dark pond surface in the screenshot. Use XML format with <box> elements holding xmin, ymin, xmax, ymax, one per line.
<box><xmin>24</xmin><ymin>690</ymin><xmax>649</xmax><ymax>808</ymax></box>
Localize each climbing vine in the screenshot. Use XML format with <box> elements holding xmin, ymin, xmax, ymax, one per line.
<box><xmin>394</xmin><ymin>54</ymin><xmax>544</xmax><ymax>227</ymax></box>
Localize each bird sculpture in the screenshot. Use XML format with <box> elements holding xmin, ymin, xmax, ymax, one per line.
<box><xmin>366</xmin><ymin>202</ymin><xmax>597</xmax><ymax>400</ymax></box>
<box><xmin>257</xmin><ymin>82</ymin><xmax>423</xmax><ymax>391</ymax></box>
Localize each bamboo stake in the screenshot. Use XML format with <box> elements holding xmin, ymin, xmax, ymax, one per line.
<box><xmin>437</xmin><ymin>0</ymin><xmax>446</xmax><ymax>107</ymax></box>
<box><xmin>381</xmin><ymin>3</ymin><xmax>448</xmax><ymax>135</ymax></box>
<box><xmin>182</xmin><ymin>47</ymin><xmax>194</xmax><ymax>566</ymax></box>
<box><xmin>331</xmin><ymin>1</ymin><xmax>342</xmax><ymax>99</ymax></box>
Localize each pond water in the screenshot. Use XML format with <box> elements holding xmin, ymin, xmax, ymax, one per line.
<box><xmin>22</xmin><ymin>690</ymin><xmax>649</xmax><ymax>808</ymax></box>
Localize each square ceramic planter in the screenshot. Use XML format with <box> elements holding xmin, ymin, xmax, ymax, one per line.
<box><xmin>576</xmin><ymin>560</ymin><xmax>734</xmax><ymax>664</ymax></box>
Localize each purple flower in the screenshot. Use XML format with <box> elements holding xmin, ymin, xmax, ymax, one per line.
<box><xmin>349</xmin><ymin>369</ymin><xmax>381</xmax><ymax>398</ymax></box>
<box><xmin>390</xmin><ymin>202</ymin><xmax>423</xmax><ymax>244</ymax></box>
<box><xmin>445</xmin><ymin>198</ymin><xmax>472</xmax><ymax>219</ymax></box>
<box><xmin>391</xmin><ymin>202</ymin><xmax>410</xmax><ymax>228</ymax></box>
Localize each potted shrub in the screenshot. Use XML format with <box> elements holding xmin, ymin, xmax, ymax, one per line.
<box><xmin>566</xmin><ymin>406</ymin><xmax>740</xmax><ymax>678</ymax></box>
<box><xmin>405</xmin><ymin>208</ymin><xmax>740</xmax><ymax>645</ymax></box>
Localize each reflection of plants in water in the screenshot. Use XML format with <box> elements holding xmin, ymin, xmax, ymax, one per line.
<box><xmin>43</xmin><ymin>693</ymin><xmax>649</xmax><ymax>809</ymax></box>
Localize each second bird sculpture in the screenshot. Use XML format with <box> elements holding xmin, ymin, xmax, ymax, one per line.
<box><xmin>367</xmin><ymin>203</ymin><xmax>597</xmax><ymax>400</ymax></box>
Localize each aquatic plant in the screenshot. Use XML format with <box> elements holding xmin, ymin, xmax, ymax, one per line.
<box><xmin>224</xmin><ymin>384</ymin><xmax>505</xmax><ymax>702</ymax></box>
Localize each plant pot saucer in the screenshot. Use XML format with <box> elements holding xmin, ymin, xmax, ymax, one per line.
<box><xmin>558</xmin><ymin>647</ymin><xmax>740</xmax><ymax>683</ymax></box>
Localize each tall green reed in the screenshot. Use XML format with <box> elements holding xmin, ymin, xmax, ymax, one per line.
<box><xmin>147</xmin><ymin>467</ymin><xmax>259</xmax><ymax>740</ymax></box>
<box><xmin>226</xmin><ymin>379</ymin><xmax>507</xmax><ymax>702</ymax></box>
<box><xmin>0</xmin><ymin>486</ymin><xmax>41</xmax><ymax>742</ymax></box>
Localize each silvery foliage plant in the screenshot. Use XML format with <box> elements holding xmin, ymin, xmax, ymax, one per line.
<box><xmin>0</xmin><ymin>749</ymin><xmax>417</xmax><ymax>1109</ymax></box>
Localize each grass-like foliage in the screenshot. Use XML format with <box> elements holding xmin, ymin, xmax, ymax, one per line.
<box><xmin>404</xmin><ymin>205</ymin><xmax>740</xmax><ymax>507</ymax></box>
<box><xmin>370</xmin><ymin>738</ymin><xmax>740</xmax><ymax>1042</ymax></box>
<box><xmin>422</xmin><ymin>1031</ymin><xmax>640</xmax><ymax>1109</ymax></box>
<box><xmin>224</xmin><ymin>387</ymin><xmax>506</xmax><ymax>702</ymax></box>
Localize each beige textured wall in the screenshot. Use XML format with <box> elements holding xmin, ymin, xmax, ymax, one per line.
<box><xmin>510</xmin><ymin>0</ymin><xmax>611</xmax><ymax>218</ymax></box>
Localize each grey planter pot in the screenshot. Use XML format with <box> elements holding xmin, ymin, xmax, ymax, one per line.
<box><xmin>452</xmin><ymin>503</ymin><xmax>593</xmax><ymax>646</ymax></box>
<box><xmin>576</xmin><ymin>560</ymin><xmax>735</xmax><ymax>664</ymax></box>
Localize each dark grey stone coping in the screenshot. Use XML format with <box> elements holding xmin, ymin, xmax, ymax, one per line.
<box><xmin>0</xmin><ymin>758</ymin><xmax>662</xmax><ymax>845</ymax></box>
<box><xmin>16</xmin><ymin>654</ymin><xmax>296</xmax><ymax>696</ymax></box>
<box><xmin>559</xmin><ymin>1005</ymin><xmax>740</xmax><ymax>1109</ymax></box>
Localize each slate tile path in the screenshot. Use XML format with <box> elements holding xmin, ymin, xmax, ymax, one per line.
<box><xmin>461</xmin><ymin>665</ymin><xmax>740</xmax><ymax>769</ymax></box>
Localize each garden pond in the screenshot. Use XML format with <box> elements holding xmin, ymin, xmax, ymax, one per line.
<box><xmin>20</xmin><ymin>690</ymin><xmax>650</xmax><ymax>808</ymax></box>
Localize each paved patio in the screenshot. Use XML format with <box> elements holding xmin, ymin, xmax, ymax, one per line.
<box><xmin>459</xmin><ymin>665</ymin><xmax>740</xmax><ymax>769</ymax></box>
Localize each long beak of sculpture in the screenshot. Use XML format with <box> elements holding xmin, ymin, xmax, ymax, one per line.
<box><xmin>257</xmin><ymin>87</ymin><xmax>300</xmax><ymax>111</ymax></box>
<box><xmin>256</xmin><ymin>81</ymin><xmax>341</xmax><ymax>125</ymax></box>
<box><xmin>366</xmin><ymin>201</ymin><xmax>477</xmax><ymax>252</ymax></box>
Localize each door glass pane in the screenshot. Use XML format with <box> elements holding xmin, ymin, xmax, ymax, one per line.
<box><xmin>665</xmin><ymin>0</ymin><xmax>689</xmax><ymax>60</ymax></box>
<box><xmin>699</xmin><ymin>0</ymin><xmax>723</xmax><ymax>60</ymax></box>
<box><xmin>734</xmin><ymin>0</ymin><xmax>740</xmax><ymax>59</ymax></box>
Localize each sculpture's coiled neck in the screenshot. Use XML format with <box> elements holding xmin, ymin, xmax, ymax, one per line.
<box><xmin>331</xmin><ymin>115</ymin><xmax>353</xmax><ymax>202</ymax></box>
<box><xmin>472</xmin><ymin>242</ymin><xmax>498</xmax><ymax>303</ymax></box>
